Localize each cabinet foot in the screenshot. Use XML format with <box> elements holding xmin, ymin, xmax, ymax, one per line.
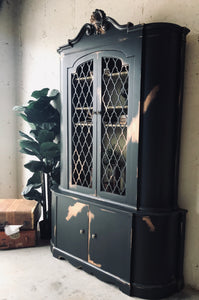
<box><xmin>131</xmin><ymin>281</ymin><xmax>182</xmax><ymax>299</ymax></box>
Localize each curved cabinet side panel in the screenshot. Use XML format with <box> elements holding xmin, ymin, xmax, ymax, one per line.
<box><xmin>138</xmin><ymin>25</ymin><xmax>189</xmax><ymax>210</ymax></box>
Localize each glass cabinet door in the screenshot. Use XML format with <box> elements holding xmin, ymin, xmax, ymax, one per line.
<box><xmin>68</xmin><ymin>56</ymin><xmax>97</xmax><ymax>194</ymax></box>
<box><xmin>100</xmin><ymin>56</ymin><xmax>129</xmax><ymax>197</ymax></box>
<box><xmin>68</xmin><ymin>52</ymin><xmax>139</xmax><ymax>205</ymax></box>
<box><xmin>96</xmin><ymin>51</ymin><xmax>138</xmax><ymax>205</ymax></box>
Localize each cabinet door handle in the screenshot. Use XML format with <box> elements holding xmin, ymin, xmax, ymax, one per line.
<box><xmin>91</xmin><ymin>233</ymin><xmax>97</xmax><ymax>239</ymax></box>
<box><xmin>80</xmin><ymin>229</ymin><xmax>85</xmax><ymax>234</ymax></box>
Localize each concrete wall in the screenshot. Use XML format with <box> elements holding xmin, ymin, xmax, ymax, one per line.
<box><xmin>2</xmin><ymin>0</ymin><xmax>199</xmax><ymax>290</ymax></box>
<box><xmin>0</xmin><ymin>0</ymin><xmax>18</xmax><ymax>197</ymax></box>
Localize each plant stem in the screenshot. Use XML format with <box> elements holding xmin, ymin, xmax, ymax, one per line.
<box><xmin>42</xmin><ymin>172</ymin><xmax>47</xmax><ymax>221</ymax></box>
<box><xmin>47</xmin><ymin>173</ymin><xmax>52</xmax><ymax>228</ymax></box>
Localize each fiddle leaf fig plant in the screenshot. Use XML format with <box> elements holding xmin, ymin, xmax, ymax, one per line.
<box><xmin>13</xmin><ymin>88</ymin><xmax>60</xmax><ymax>239</ymax></box>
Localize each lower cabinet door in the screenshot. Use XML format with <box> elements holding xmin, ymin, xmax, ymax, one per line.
<box><xmin>88</xmin><ymin>205</ymin><xmax>132</xmax><ymax>282</ymax></box>
<box><xmin>56</xmin><ymin>196</ymin><xmax>89</xmax><ymax>261</ymax></box>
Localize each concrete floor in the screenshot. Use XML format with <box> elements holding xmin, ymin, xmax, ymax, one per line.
<box><xmin>0</xmin><ymin>242</ymin><xmax>199</xmax><ymax>300</ymax></box>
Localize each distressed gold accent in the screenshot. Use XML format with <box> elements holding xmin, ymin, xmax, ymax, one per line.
<box><xmin>90</xmin><ymin>12</ymin><xmax>106</xmax><ymax>34</ymax></box>
<box><xmin>96</xmin><ymin>51</ymin><xmax>102</xmax><ymax>59</ymax></box>
<box><xmin>54</xmin><ymin>225</ymin><xmax>56</xmax><ymax>237</ymax></box>
<box><xmin>87</xmin><ymin>211</ymin><xmax>95</xmax><ymax>223</ymax></box>
<box><xmin>71</xmin><ymin>196</ymin><xmax>78</xmax><ymax>201</ymax></box>
<box><xmin>142</xmin><ymin>216</ymin><xmax>155</xmax><ymax>232</ymax></box>
<box><xmin>115</xmin><ymin>277</ymin><xmax>130</xmax><ymax>285</ymax></box>
<box><xmin>143</xmin><ymin>85</ymin><xmax>159</xmax><ymax>113</ymax></box>
<box><xmin>66</xmin><ymin>202</ymin><xmax>87</xmax><ymax>221</ymax></box>
<box><xmin>100</xmin><ymin>208</ymin><xmax>116</xmax><ymax>214</ymax></box>
<box><xmin>87</xmin><ymin>211</ymin><xmax>102</xmax><ymax>267</ymax></box>
<box><xmin>87</xmin><ymin>210</ymin><xmax>94</xmax><ymax>251</ymax></box>
<box><xmin>88</xmin><ymin>254</ymin><xmax>102</xmax><ymax>268</ymax></box>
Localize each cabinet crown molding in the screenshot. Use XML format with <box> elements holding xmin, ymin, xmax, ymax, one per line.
<box><xmin>57</xmin><ymin>9</ymin><xmax>134</xmax><ymax>53</ymax></box>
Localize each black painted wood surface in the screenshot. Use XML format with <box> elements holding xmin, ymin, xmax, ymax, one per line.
<box><xmin>51</xmin><ymin>10</ymin><xmax>189</xmax><ymax>299</ymax></box>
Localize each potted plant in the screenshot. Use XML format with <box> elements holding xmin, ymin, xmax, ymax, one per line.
<box><xmin>13</xmin><ymin>88</ymin><xmax>60</xmax><ymax>239</ymax></box>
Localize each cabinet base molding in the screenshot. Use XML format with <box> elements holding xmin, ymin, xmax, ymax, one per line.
<box><xmin>51</xmin><ymin>241</ymin><xmax>183</xmax><ymax>299</ymax></box>
<box><xmin>51</xmin><ymin>241</ymin><xmax>131</xmax><ymax>296</ymax></box>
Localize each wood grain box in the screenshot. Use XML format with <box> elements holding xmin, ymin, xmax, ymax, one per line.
<box><xmin>0</xmin><ymin>230</ymin><xmax>36</xmax><ymax>249</ymax></box>
<box><xmin>0</xmin><ymin>199</ymin><xmax>40</xmax><ymax>230</ymax></box>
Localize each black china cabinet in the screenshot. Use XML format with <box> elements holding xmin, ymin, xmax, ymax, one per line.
<box><xmin>51</xmin><ymin>10</ymin><xmax>189</xmax><ymax>299</ymax></box>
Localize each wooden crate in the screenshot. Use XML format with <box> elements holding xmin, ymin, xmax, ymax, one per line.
<box><xmin>0</xmin><ymin>230</ymin><xmax>36</xmax><ymax>249</ymax></box>
<box><xmin>0</xmin><ymin>199</ymin><xmax>40</xmax><ymax>230</ymax></box>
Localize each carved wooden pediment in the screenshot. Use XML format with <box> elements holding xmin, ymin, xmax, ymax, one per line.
<box><xmin>58</xmin><ymin>9</ymin><xmax>134</xmax><ymax>51</ymax></box>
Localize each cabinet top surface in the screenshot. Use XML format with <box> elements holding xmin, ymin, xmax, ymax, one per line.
<box><xmin>57</xmin><ymin>9</ymin><xmax>189</xmax><ymax>54</ymax></box>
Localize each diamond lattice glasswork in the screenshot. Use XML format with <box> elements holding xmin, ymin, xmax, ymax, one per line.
<box><xmin>101</xmin><ymin>57</ymin><xmax>129</xmax><ymax>195</ymax></box>
<box><xmin>71</xmin><ymin>60</ymin><xmax>93</xmax><ymax>188</ymax></box>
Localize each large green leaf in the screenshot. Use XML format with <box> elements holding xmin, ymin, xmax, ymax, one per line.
<box><xmin>13</xmin><ymin>105</ymin><xmax>25</xmax><ymax>112</ymax></box>
<box><xmin>27</xmin><ymin>172</ymin><xmax>42</xmax><ymax>185</ymax></box>
<box><xmin>24</xmin><ymin>101</ymin><xmax>60</xmax><ymax>124</ymax></box>
<box><xmin>20</xmin><ymin>140</ymin><xmax>41</xmax><ymax>158</ymax></box>
<box><xmin>30</xmin><ymin>129</ymin><xmax>39</xmax><ymax>139</ymax></box>
<box><xmin>23</xmin><ymin>183</ymin><xmax>42</xmax><ymax>194</ymax></box>
<box><xmin>31</xmin><ymin>88</ymin><xmax>49</xmax><ymax>99</ymax></box>
<box><xmin>40</xmin><ymin>122</ymin><xmax>56</xmax><ymax>130</ymax></box>
<box><xmin>20</xmin><ymin>148</ymin><xmax>36</xmax><ymax>156</ymax></box>
<box><xmin>37</xmin><ymin>129</ymin><xmax>54</xmax><ymax>143</ymax></box>
<box><xmin>40</xmin><ymin>122</ymin><xmax>60</xmax><ymax>135</ymax></box>
<box><xmin>19</xmin><ymin>113</ymin><xmax>28</xmax><ymax>122</ymax></box>
<box><xmin>28</xmin><ymin>100</ymin><xmax>35</xmax><ymax>104</ymax></box>
<box><xmin>22</xmin><ymin>189</ymin><xmax>43</xmax><ymax>203</ymax></box>
<box><xmin>19</xmin><ymin>131</ymin><xmax>35</xmax><ymax>142</ymax></box>
<box><xmin>29</xmin><ymin>123</ymin><xmax>37</xmax><ymax>130</ymax></box>
<box><xmin>24</xmin><ymin>160</ymin><xmax>44</xmax><ymax>172</ymax></box>
<box><xmin>22</xmin><ymin>184</ymin><xmax>36</xmax><ymax>195</ymax></box>
<box><xmin>40</xmin><ymin>142</ymin><xmax>60</xmax><ymax>159</ymax></box>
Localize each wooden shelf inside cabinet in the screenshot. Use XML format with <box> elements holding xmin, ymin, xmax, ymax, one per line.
<box><xmin>74</xmin><ymin>122</ymin><xmax>93</xmax><ymax>127</ymax></box>
<box><xmin>74</xmin><ymin>76</ymin><xmax>93</xmax><ymax>81</ymax></box>
<box><xmin>106</xmin><ymin>106</ymin><xmax>128</xmax><ymax>110</ymax></box>
<box><xmin>75</xmin><ymin>107</ymin><xmax>93</xmax><ymax>111</ymax></box>
<box><xmin>105</xmin><ymin>123</ymin><xmax>127</xmax><ymax>128</ymax></box>
<box><xmin>104</xmin><ymin>71</ymin><xmax>128</xmax><ymax>77</ymax></box>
